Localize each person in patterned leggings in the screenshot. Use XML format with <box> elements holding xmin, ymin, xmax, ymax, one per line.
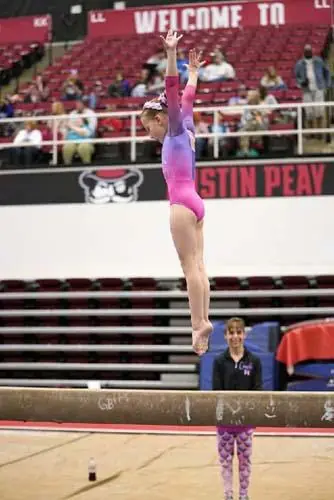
<box><xmin>212</xmin><ymin>317</ymin><xmax>263</xmax><ymax>500</ymax></box>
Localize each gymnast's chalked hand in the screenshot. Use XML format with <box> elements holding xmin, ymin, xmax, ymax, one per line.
<box><xmin>160</xmin><ymin>29</ymin><xmax>183</xmax><ymax>51</ymax></box>
<box><xmin>184</xmin><ymin>49</ymin><xmax>206</xmax><ymax>73</ymax></box>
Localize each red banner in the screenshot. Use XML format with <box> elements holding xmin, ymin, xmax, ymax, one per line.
<box><xmin>0</xmin><ymin>15</ymin><xmax>51</xmax><ymax>44</ymax></box>
<box><xmin>88</xmin><ymin>0</ymin><xmax>331</xmax><ymax>37</ymax></box>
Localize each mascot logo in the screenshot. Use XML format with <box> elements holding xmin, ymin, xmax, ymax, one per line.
<box><xmin>79</xmin><ymin>168</ymin><xmax>144</xmax><ymax>204</ymax></box>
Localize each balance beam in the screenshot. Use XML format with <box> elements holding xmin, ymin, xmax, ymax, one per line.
<box><xmin>1</xmin><ymin>388</ymin><xmax>334</xmax><ymax>428</ymax></box>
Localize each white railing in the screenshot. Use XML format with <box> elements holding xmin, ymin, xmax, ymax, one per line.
<box><xmin>0</xmin><ymin>100</ymin><xmax>333</xmax><ymax>165</ymax></box>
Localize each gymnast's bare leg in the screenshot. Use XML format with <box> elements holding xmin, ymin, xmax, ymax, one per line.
<box><xmin>196</xmin><ymin>218</ymin><xmax>212</xmax><ymax>331</ymax></box>
<box><xmin>170</xmin><ymin>204</ymin><xmax>212</xmax><ymax>355</ymax></box>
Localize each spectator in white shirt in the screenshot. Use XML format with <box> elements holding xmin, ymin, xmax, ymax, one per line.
<box><xmin>11</xmin><ymin>120</ymin><xmax>42</xmax><ymax>166</ymax></box>
<box><xmin>200</xmin><ymin>52</ymin><xmax>235</xmax><ymax>82</ymax></box>
<box><xmin>131</xmin><ymin>69</ymin><xmax>151</xmax><ymax>98</ymax></box>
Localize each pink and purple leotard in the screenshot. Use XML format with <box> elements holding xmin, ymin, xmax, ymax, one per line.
<box><xmin>161</xmin><ymin>75</ymin><xmax>205</xmax><ymax>221</ymax></box>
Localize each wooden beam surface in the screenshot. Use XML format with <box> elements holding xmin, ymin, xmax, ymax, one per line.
<box><xmin>1</xmin><ymin>388</ymin><xmax>334</xmax><ymax>428</ymax></box>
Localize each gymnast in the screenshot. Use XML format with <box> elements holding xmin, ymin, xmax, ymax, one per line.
<box><xmin>140</xmin><ymin>30</ymin><xmax>212</xmax><ymax>355</ymax></box>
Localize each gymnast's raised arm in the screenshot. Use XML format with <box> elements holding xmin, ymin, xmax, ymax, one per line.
<box><xmin>181</xmin><ymin>49</ymin><xmax>206</xmax><ymax>133</ymax></box>
<box><xmin>160</xmin><ymin>29</ymin><xmax>183</xmax><ymax>136</ymax></box>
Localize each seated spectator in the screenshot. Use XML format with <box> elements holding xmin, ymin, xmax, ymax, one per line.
<box><xmin>69</xmin><ymin>98</ymin><xmax>97</xmax><ymax>137</ymax></box>
<box><xmin>23</xmin><ymin>84</ymin><xmax>41</xmax><ymax>104</ymax></box>
<box><xmin>0</xmin><ymin>95</ymin><xmax>15</xmax><ymax>137</ymax></box>
<box><xmin>200</xmin><ymin>52</ymin><xmax>235</xmax><ymax>82</ymax></box>
<box><xmin>62</xmin><ymin>70</ymin><xmax>84</xmax><ymax>101</ymax></box>
<box><xmin>38</xmin><ymin>101</ymin><xmax>67</xmax><ymax>163</ymax></box>
<box><xmin>108</xmin><ymin>72</ymin><xmax>131</xmax><ymax>98</ymax></box>
<box><xmin>177</xmin><ymin>48</ymin><xmax>189</xmax><ymax>83</ymax></box>
<box><xmin>228</xmin><ymin>84</ymin><xmax>248</xmax><ymax>107</ymax></box>
<box><xmin>0</xmin><ymin>95</ymin><xmax>14</xmax><ymax>119</ymax></box>
<box><xmin>194</xmin><ymin>112</ymin><xmax>209</xmax><ymax>159</ymax></box>
<box><xmin>11</xmin><ymin>120</ymin><xmax>42</xmax><ymax>166</ymax></box>
<box><xmin>210</xmin><ymin>111</ymin><xmax>231</xmax><ymax>156</ymax></box>
<box><xmin>238</xmin><ymin>90</ymin><xmax>269</xmax><ymax>157</ymax></box>
<box><xmin>177</xmin><ymin>48</ymin><xmax>188</xmax><ymax>72</ymax></box>
<box><xmin>147</xmin><ymin>70</ymin><xmax>165</xmax><ymax>96</ymax></box>
<box><xmin>35</xmin><ymin>74</ymin><xmax>50</xmax><ymax>101</ymax></box>
<box><xmin>260</xmin><ymin>66</ymin><xmax>286</xmax><ymax>90</ymax></box>
<box><xmin>146</xmin><ymin>49</ymin><xmax>167</xmax><ymax>74</ymax></box>
<box><xmin>48</xmin><ymin>101</ymin><xmax>68</xmax><ymax>138</ymax></box>
<box><xmin>87</xmin><ymin>81</ymin><xmax>106</xmax><ymax>109</ymax></box>
<box><xmin>131</xmin><ymin>69</ymin><xmax>151</xmax><ymax>97</ymax></box>
<box><xmin>212</xmin><ymin>47</ymin><xmax>224</xmax><ymax>58</ymax></box>
<box><xmin>258</xmin><ymin>85</ymin><xmax>280</xmax><ymax>124</ymax></box>
<box><xmin>259</xmin><ymin>86</ymin><xmax>278</xmax><ymax>107</ymax></box>
<box><xmin>99</xmin><ymin>105</ymin><xmax>123</xmax><ymax>134</ymax></box>
<box><xmin>62</xmin><ymin>115</ymin><xmax>94</xmax><ymax>165</ymax></box>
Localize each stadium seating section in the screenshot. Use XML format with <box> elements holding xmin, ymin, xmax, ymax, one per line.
<box><xmin>9</xmin><ymin>24</ymin><xmax>330</xmax><ymax>139</ymax></box>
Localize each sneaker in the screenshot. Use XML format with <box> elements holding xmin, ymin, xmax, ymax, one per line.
<box><xmin>239</xmin><ymin>496</ymin><xmax>249</xmax><ymax>500</ymax></box>
<box><xmin>225</xmin><ymin>496</ymin><xmax>233</xmax><ymax>500</ymax></box>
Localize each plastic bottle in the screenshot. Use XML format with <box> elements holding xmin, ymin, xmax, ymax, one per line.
<box><xmin>88</xmin><ymin>457</ymin><xmax>97</xmax><ymax>481</ymax></box>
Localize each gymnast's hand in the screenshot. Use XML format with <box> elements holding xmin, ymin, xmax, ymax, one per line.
<box><xmin>184</xmin><ymin>49</ymin><xmax>206</xmax><ymax>74</ymax></box>
<box><xmin>160</xmin><ymin>29</ymin><xmax>183</xmax><ymax>51</ymax></box>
